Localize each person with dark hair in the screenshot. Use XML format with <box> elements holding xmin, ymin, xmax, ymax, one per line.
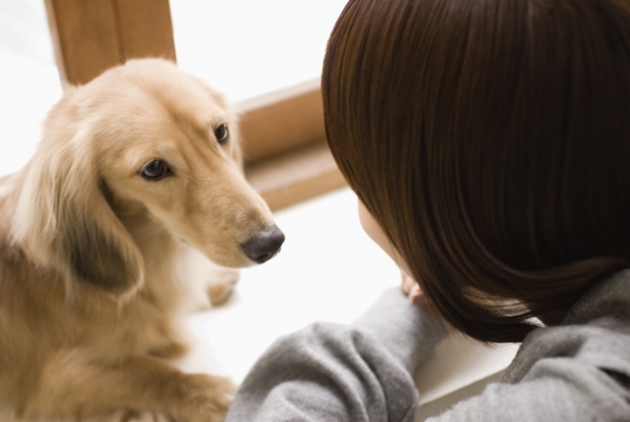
<box><xmin>226</xmin><ymin>0</ymin><xmax>630</xmax><ymax>420</ymax></box>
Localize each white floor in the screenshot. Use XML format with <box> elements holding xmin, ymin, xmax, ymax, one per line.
<box><xmin>0</xmin><ymin>1</ymin><xmax>518</xmax><ymax>419</ymax></box>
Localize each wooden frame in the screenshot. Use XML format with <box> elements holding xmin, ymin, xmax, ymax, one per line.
<box><xmin>45</xmin><ymin>0</ymin><xmax>176</xmax><ymax>86</ymax></box>
<box><xmin>44</xmin><ymin>0</ymin><xmax>345</xmax><ymax>211</ymax></box>
<box><xmin>238</xmin><ymin>79</ymin><xmax>346</xmax><ymax>210</ymax></box>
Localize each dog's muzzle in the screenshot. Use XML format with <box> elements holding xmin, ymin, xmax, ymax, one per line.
<box><xmin>240</xmin><ymin>225</ymin><xmax>285</xmax><ymax>264</ymax></box>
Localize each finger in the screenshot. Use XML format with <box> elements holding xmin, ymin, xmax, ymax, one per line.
<box><xmin>400</xmin><ymin>270</ymin><xmax>415</xmax><ymax>294</ymax></box>
<box><xmin>409</xmin><ymin>284</ymin><xmax>424</xmax><ymax>304</ymax></box>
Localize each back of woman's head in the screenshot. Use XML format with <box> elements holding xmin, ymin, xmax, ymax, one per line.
<box><xmin>323</xmin><ymin>0</ymin><xmax>630</xmax><ymax>342</ymax></box>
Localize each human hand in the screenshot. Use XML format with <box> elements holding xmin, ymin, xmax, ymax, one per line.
<box><xmin>400</xmin><ymin>270</ymin><xmax>424</xmax><ymax>304</ymax></box>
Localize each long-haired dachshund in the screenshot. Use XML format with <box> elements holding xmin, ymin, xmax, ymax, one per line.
<box><xmin>0</xmin><ymin>58</ymin><xmax>284</xmax><ymax>421</ymax></box>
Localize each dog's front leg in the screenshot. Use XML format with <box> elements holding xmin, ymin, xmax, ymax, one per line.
<box><xmin>180</xmin><ymin>248</ymin><xmax>241</xmax><ymax>310</ymax></box>
<box><xmin>206</xmin><ymin>264</ymin><xmax>241</xmax><ymax>306</ymax></box>
<box><xmin>24</xmin><ymin>350</ymin><xmax>236</xmax><ymax>422</ymax></box>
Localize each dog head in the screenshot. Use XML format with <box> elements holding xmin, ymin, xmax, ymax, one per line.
<box><xmin>10</xmin><ymin>59</ymin><xmax>284</xmax><ymax>298</ymax></box>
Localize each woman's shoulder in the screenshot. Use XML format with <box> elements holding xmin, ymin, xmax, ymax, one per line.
<box><xmin>564</xmin><ymin>268</ymin><xmax>630</xmax><ymax>328</ymax></box>
<box><xmin>429</xmin><ymin>271</ymin><xmax>630</xmax><ymax>422</ymax></box>
<box><xmin>504</xmin><ymin>269</ymin><xmax>630</xmax><ymax>384</ymax></box>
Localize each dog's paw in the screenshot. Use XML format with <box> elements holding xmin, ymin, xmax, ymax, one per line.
<box><xmin>168</xmin><ymin>373</ymin><xmax>237</xmax><ymax>422</ymax></box>
<box><xmin>206</xmin><ymin>268</ymin><xmax>240</xmax><ymax>306</ymax></box>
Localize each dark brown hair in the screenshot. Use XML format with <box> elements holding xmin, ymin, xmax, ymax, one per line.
<box><xmin>323</xmin><ymin>0</ymin><xmax>630</xmax><ymax>342</ymax></box>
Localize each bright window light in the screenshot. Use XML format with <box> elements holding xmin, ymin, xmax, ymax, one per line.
<box><xmin>170</xmin><ymin>0</ymin><xmax>348</xmax><ymax>102</ymax></box>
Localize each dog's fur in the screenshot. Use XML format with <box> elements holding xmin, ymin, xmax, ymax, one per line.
<box><xmin>0</xmin><ymin>59</ymin><xmax>279</xmax><ymax>421</ymax></box>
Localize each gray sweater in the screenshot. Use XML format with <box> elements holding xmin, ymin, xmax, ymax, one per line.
<box><xmin>226</xmin><ymin>270</ymin><xmax>630</xmax><ymax>421</ymax></box>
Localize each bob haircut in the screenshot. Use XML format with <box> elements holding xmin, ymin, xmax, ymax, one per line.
<box><xmin>323</xmin><ymin>0</ymin><xmax>630</xmax><ymax>342</ymax></box>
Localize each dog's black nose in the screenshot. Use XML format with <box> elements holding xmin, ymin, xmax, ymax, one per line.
<box><xmin>240</xmin><ymin>226</ymin><xmax>285</xmax><ymax>264</ymax></box>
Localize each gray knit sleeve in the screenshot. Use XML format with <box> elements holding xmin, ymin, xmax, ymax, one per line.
<box><xmin>225</xmin><ymin>288</ymin><xmax>447</xmax><ymax>422</ymax></box>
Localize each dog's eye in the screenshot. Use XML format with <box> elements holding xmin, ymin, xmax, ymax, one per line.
<box><xmin>141</xmin><ymin>160</ymin><xmax>171</xmax><ymax>181</ymax></box>
<box><xmin>214</xmin><ymin>123</ymin><xmax>229</xmax><ymax>146</ymax></box>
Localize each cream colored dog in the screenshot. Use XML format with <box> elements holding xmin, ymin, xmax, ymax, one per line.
<box><xmin>0</xmin><ymin>59</ymin><xmax>284</xmax><ymax>421</ymax></box>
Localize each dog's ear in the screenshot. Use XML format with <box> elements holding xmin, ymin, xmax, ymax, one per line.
<box><xmin>11</xmin><ymin>125</ymin><xmax>144</xmax><ymax>298</ymax></box>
